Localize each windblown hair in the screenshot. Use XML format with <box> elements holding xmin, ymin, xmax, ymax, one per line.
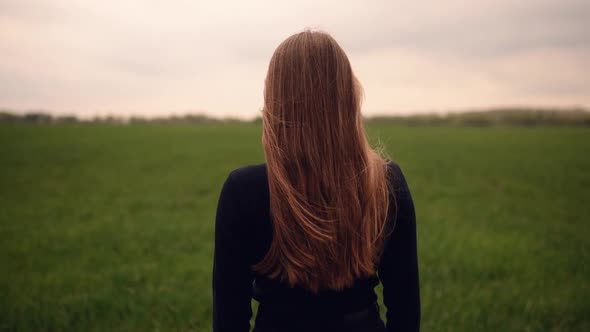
<box><xmin>252</xmin><ymin>29</ymin><xmax>395</xmax><ymax>293</ymax></box>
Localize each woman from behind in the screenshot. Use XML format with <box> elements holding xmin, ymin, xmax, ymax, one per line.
<box><xmin>213</xmin><ymin>29</ymin><xmax>420</xmax><ymax>332</ymax></box>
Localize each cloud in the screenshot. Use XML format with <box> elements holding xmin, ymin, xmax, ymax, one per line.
<box><xmin>352</xmin><ymin>46</ymin><xmax>590</xmax><ymax>114</ymax></box>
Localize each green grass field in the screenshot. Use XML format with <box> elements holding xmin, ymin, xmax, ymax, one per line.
<box><xmin>1</xmin><ymin>123</ymin><xmax>589</xmax><ymax>331</ymax></box>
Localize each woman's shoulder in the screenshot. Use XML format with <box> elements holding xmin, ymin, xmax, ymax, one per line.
<box><xmin>383</xmin><ymin>158</ymin><xmax>414</xmax><ymax>220</ymax></box>
<box><xmin>222</xmin><ymin>163</ymin><xmax>269</xmax><ymax>209</ymax></box>
<box><xmin>226</xmin><ymin>162</ymin><xmax>267</xmax><ymax>186</ymax></box>
<box><xmin>384</xmin><ymin>158</ymin><xmax>409</xmax><ymax>189</ymax></box>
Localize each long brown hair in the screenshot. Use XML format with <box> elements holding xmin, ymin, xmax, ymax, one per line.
<box><xmin>253</xmin><ymin>29</ymin><xmax>394</xmax><ymax>293</ymax></box>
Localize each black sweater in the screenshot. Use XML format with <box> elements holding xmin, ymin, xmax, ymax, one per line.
<box><xmin>212</xmin><ymin>161</ymin><xmax>420</xmax><ymax>331</ymax></box>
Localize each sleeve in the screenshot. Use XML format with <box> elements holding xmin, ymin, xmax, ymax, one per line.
<box><xmin>212</xmin><ymin>171</ymin><xmax>255</xmax><ymax>332</ymax></box>
<box><xmin>378</xmin><ymin>163</ymin><xmax>421</xmax><ymax>332</ymax></box>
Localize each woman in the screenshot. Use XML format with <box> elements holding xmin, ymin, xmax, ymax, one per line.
<box><xmin>212</xmin><ymin>29</ymin><xmax>420</xmax><ymax>332</ymax></box>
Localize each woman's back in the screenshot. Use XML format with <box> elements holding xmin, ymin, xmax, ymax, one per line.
<box><xmin>213</xmin><ymin>160</ymin><xmax>420</xmax><ymax>331</ymax></box>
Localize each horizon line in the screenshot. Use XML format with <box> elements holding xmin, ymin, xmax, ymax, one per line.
<box><xmin>1</xmin><ymin>105</ymin><xmax>589</xmax><ymax>121</ymax></box>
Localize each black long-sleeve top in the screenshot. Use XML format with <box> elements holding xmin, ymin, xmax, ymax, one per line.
<box><xmin>213</xmin><ymin>160</ymin><xmax>420</xmax><ymax>331</ymax></box>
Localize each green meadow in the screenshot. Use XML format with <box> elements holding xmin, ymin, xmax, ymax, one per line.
<box><xmin>0</xmin><ymin>123</ymin><xmax>589</xmax><ymax>331</ymax></box>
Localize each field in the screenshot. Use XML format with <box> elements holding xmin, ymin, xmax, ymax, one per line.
<box><xmin>1</xmin><ymin>123</ymin><xmax>589</xmax><ymax>331</ymax></box>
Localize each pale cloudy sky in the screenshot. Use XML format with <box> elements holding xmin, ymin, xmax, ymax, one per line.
<box><xmin>1</xmin><ymin>0</ymin><xmax>588</xmax><ymax>119</ymax></box>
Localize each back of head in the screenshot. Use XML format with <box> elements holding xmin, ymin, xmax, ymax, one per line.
<box><xmin>254</xmin><ymin>29</ymin><xmax>394</xmax><ymax>293</ymax></box>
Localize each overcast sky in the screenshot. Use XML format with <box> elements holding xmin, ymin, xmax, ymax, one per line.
<box><xmin>1</xmin><ymin>0</ymin><xmax>588</xmax><ymax>119</ymax></box>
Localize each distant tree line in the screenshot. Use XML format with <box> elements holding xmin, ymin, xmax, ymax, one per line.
<box><xmin>0</xmin><ymin>110</ymin><xmax>249</xmax><ymax>125</ymax></box>
<box><xmin>363</xmin><ymin>107</ymin><xmax>590</xmax><ymax>127</ymax></box>
<box><xmin>1</xmin><ymin>107</ymin><xmax>589</xmax><ymax>126</ymax></box>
